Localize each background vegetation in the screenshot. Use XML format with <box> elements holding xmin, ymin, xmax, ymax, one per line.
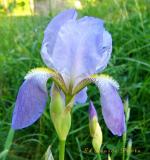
<box><xmin>0</xmin><ymin>0</ymin><xmax>150</xmax><ymax>159</ymax></box>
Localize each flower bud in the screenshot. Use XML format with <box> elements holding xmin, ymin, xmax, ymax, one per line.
<box><xmin>50</xmin><ymin>84</ymin><xmax>71</xmax><ymax>141</ymax></box>
<box><xmin>126</xmin><ymin>139</ymin><xmax>132</xmax><ymax>160</ymax></box>
<box><xmin>124</xmin><ymin>97</ymin><xmax>130</xmax><ymax>122</ymax></box>
<box><xmin>108</xmin><ymin>154</ymin><xmax>111</xmax><ymax>160</ymax></box>
<box><xmin>89</xmin><ymin>101</ymin><xmax>102</xmax><ymax>153</ymax></box>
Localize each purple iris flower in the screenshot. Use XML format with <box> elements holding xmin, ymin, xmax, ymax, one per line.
<box><xmin>12</xmin><ymin>9</ymin><xmax>126</xmax><ymax>136</ymax></box>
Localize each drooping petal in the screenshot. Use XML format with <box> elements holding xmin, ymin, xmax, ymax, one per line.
<box><xmin>51</xmin><ymin>17</ymin><xmax>104</xmax><ymax>82</ymax></box>
<box><xmin>100</xmin><ymin>85</ymin><xmax>125</xmax><ymax>136</ymax></box>
<box><xmin>74</xmin><ymin>87</ymin><xmax>88</xmax><ymax>104</ymax></box>
<box><xmin>91</xmin><ymin>74</ymin><xmax>126</xmax><ymax>136</ymax></box>
<box><xmin>12</xmin><ymin>68</ymin><xmax>54</xmax><ymax>129</ymax></box>
<box><xmin>41</xmin><ymin>9</ymin><xmax>77</xmax><ymax>68</ymax></box>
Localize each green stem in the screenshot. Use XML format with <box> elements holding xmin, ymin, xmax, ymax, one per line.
<box><xmin>59</xmin><ymin>140</ymin><xmax>65</xmax><ymax>160</ymax></box>
<box><xmin>122</xmin><ymin>132</ymin><xmax>126</xmax><ymax>160</ymax></box>
<box><xmin>97</xmin><ymin>154</ymin><xmax>101</xmax><ymax>160</ymax></box>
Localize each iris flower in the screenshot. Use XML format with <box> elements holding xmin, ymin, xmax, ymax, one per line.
<box><xmin>12</xmin><ymin>9</ymin><xmax>126</xmax><ymax>136</ymax></box>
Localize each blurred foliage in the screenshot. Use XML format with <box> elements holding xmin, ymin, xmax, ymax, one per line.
<box><xmin>0</xmin><ymin>0</ymin><xmax>31</xmax><ymax>15</ymax></box>
<box><xmin>0</xmin><ymin>0</ymin><xmax>150</xmax><ymax>159</ymax></box>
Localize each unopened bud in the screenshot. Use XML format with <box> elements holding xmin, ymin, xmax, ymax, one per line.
<box><xmin>50</xmin><ymin>84</ymin><xmax>72</xmax><ymax>141</ymax></box>
<box><xmin>108</xmin><ymin>154</ymin><xmax>111</xmax><ymax>160</ymax></box>
<box><xmin>126</xmin><ymin>139</ymin><xmax>132</xmax><ymax>160</ymax></box>
<box><xmin>124</xmin><ymin>97</ymin><xmax>129</xmax><ymax>114</ymax></box>
<box><xmin>124</xmin><ymin>97</ymin><xmax>130</xmax><ymax>122</ymax></box>
<box><xmin>89</xmin><ymin>101</ymin><xmax>102</xmax><ymax>153</ymax></box>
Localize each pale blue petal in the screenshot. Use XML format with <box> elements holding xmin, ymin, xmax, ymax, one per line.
<box><xmin>41</xmin><ymin>9</ymin><xmax>77</xmax><ymax>68</ymax></box>
<box><xmin>92</xmin><ymin>76</ymin><xmax>126</xmax><ymax>136</ymax></box>
<box><xmin>51</xmin><ymin>17</ymin><xmax>104</xmax><ymax>82</ymax></box>
<box><xmin>75</xmin><ymin>87</ymin><xmax>87</xmax><ymax>104</ymax></box>
<box><xmin>96</xmin><ymin>30</ymin><xmax>112</xmax><ymax>72</ymax></box>
<box><xmin>100</xmin><ymin>84</ymin><xmax>126</xmax><ymax>136</ymax></box>
<box><xmin>12</xmin><ymin>71</ymin><xmax>51</xmax><ymax>129</ymax></box>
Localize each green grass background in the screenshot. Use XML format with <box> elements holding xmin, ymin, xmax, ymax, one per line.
<box><xmin>0</xmin><ymin>0</ymin><xmax>150</xmax><ymax>159</ymax></box>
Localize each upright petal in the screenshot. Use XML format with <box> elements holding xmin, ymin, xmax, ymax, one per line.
<box><xmin>74</xmin><ymin>87</ymin><xmax>87</xmax><ymax>104</ymax></box>
<box><xmin>96</xmin><ymin>30</ymin><xmax>112</xmax><ymax>72</ymax></box>
<box><xmin>12</xmin><ymin>68</ymin><xmax>54</xmax><ymax>129</ymax></box>
<box><xmin>51</xmin><ymin>17</ymin><xmax>104</xmax><ymax>82</ymax></box>
<box><xmin>91</xmin><ymin>74</ymin><xmax>126</xmax><ymax>136</ymax></box>
<box><xmin>41</xmin><ymin>9</ymin><xmax>77</xmax><ymax>68</ymax></box>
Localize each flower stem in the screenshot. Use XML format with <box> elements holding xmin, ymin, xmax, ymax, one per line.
<box><xmin>97</xmin><ymin>154</ymin><xmax>101</xmax><ymax>160</ymax></box>
<box><xmin>59</xmin><ymin>140</ymin><xmax>65</xmax><ymax>160</ymax></box>
<box><xmin>122</xmin><ymin>132</ymin><xmax>126</xmax><ymax>160</ymax></box>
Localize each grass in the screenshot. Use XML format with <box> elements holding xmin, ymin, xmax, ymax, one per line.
<box><xmin>0</xmin><ymin>0</ymin><xmax>150</xmax><ymax>159</ymax></box>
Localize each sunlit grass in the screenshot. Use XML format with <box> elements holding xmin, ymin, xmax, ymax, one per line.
<box><xmin>0</xmin><ymin>0</ymin><xmax>33</xmax><ymax>16</ymax></box>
